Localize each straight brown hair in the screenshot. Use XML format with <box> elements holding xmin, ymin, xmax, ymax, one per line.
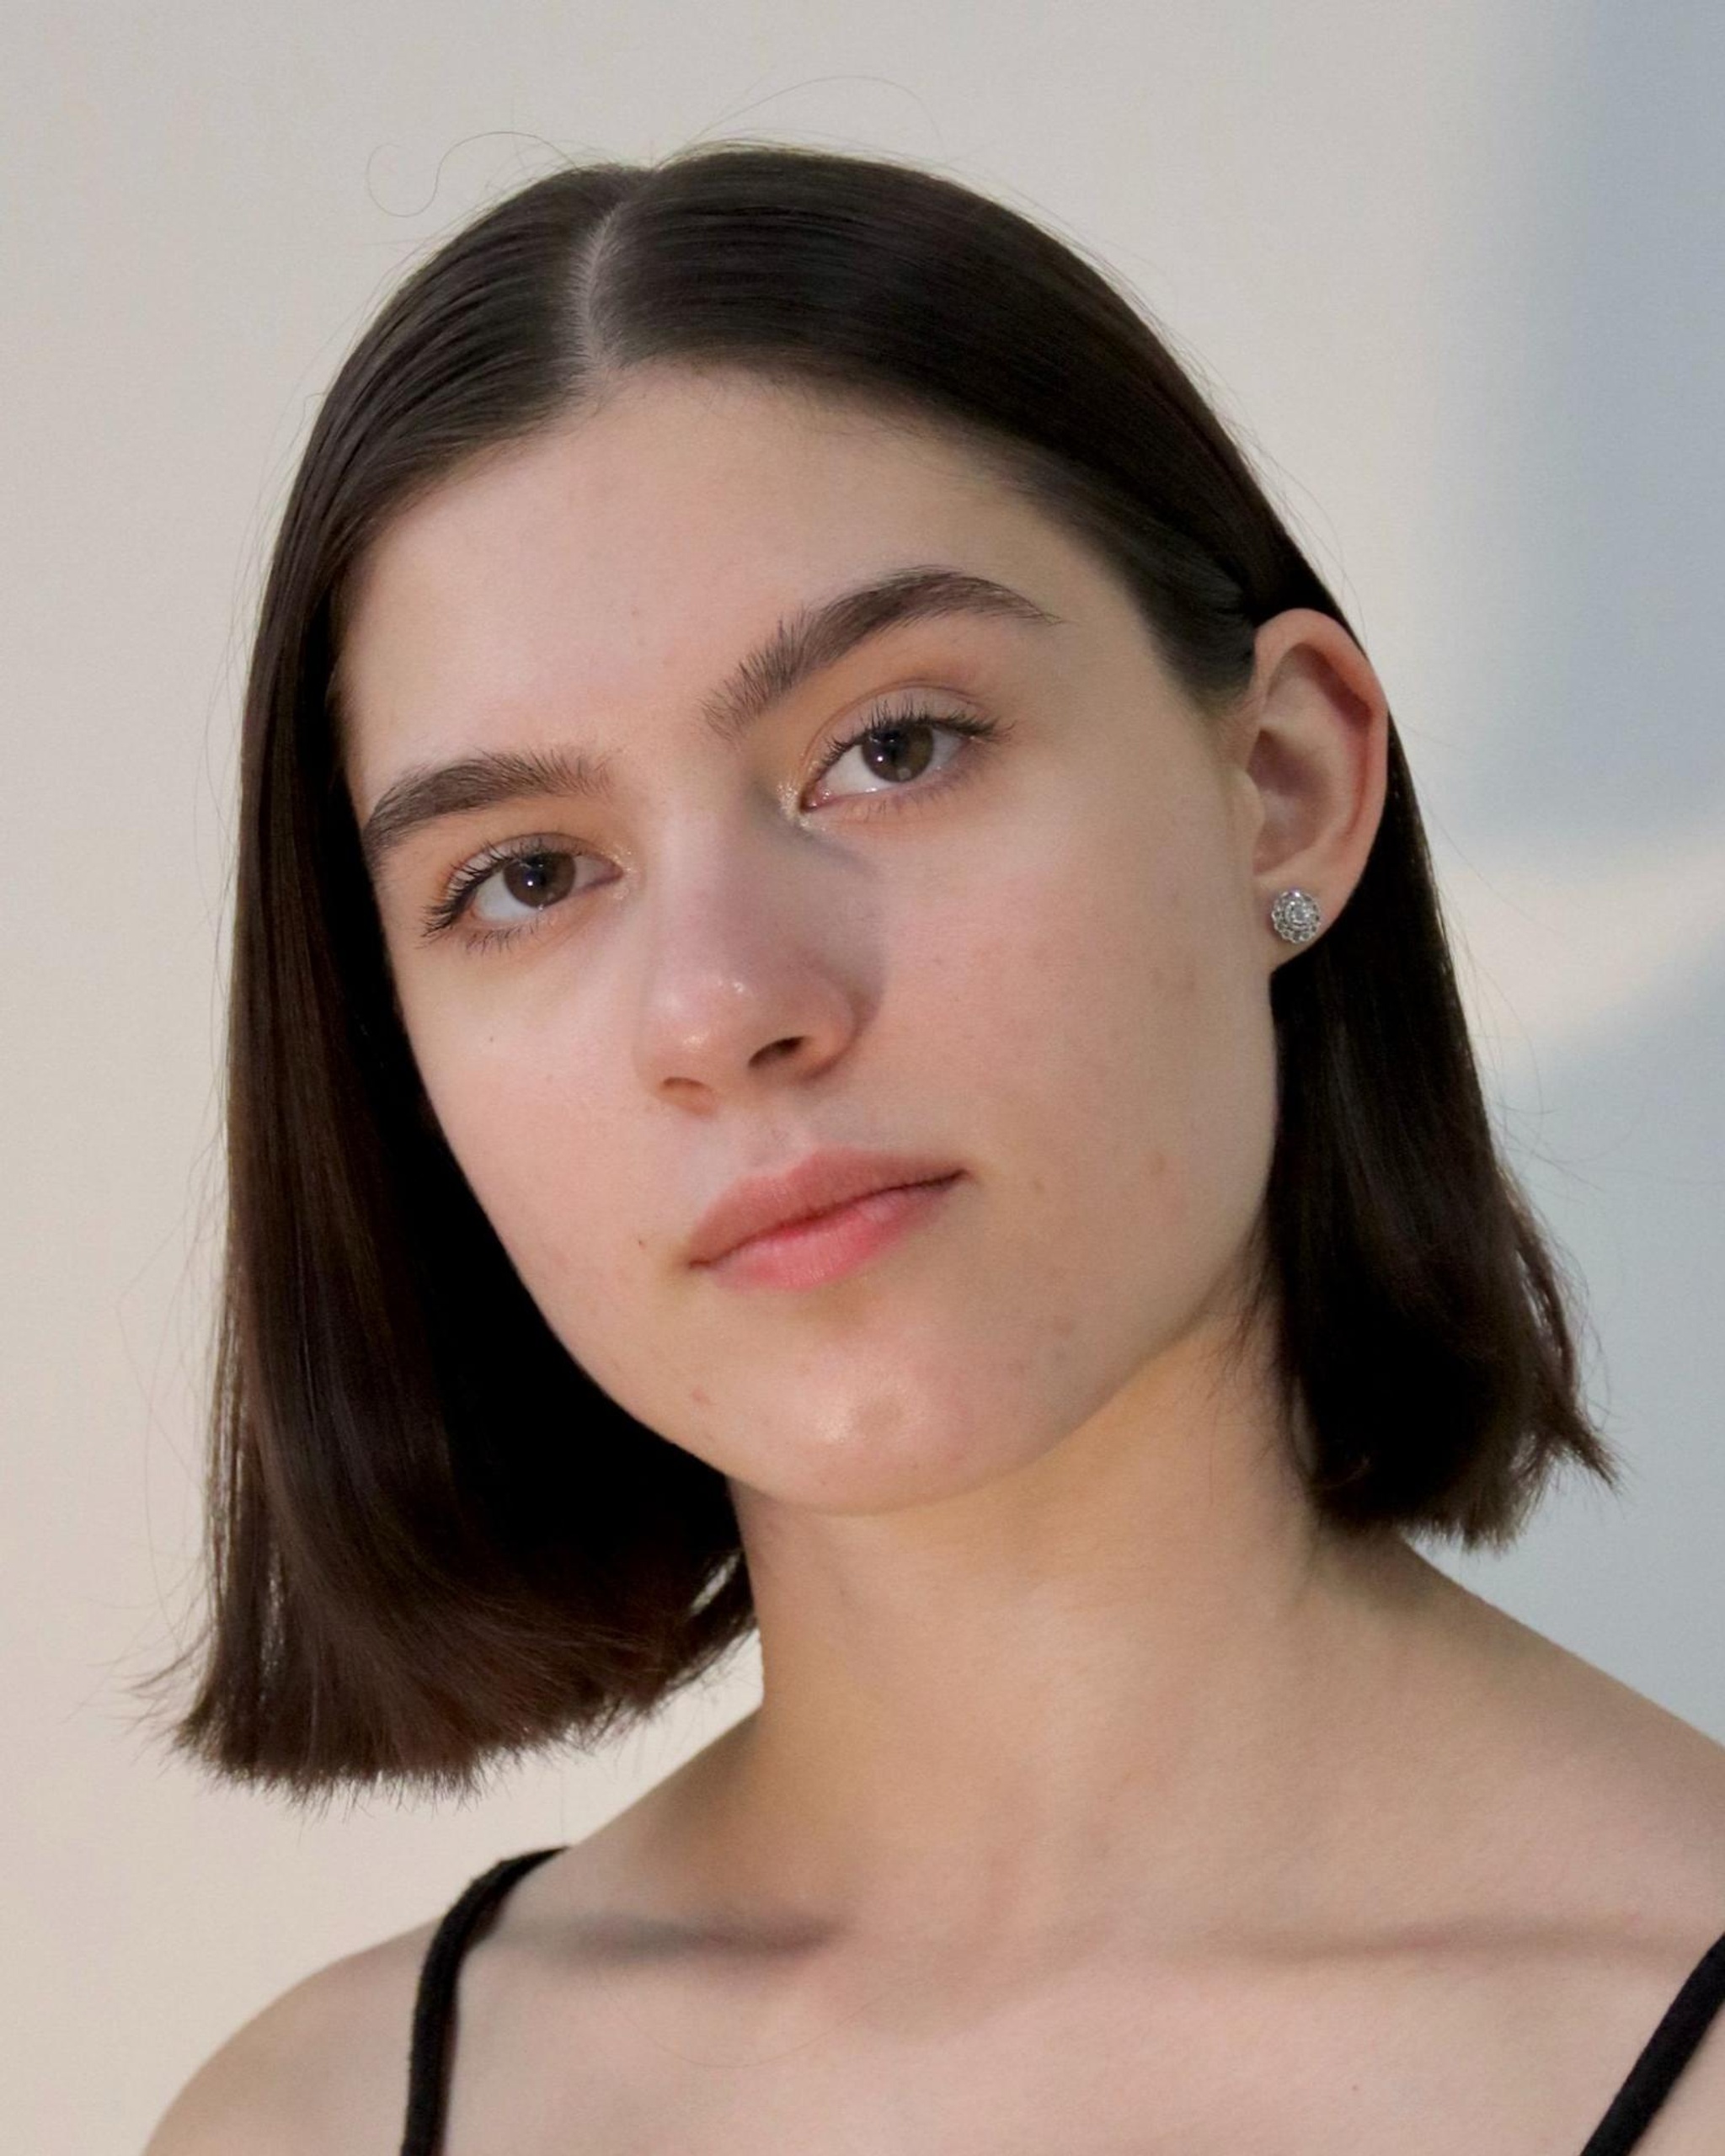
<box><xmin>153</xmin><ymin>140</ymin><xmax>1621</xmax><ymax>1797</ymax></box>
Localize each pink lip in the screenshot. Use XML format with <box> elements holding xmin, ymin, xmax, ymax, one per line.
<box><xmin>686</xmin><ymin>1145</ymin><xmax>965</xmax><ymax>1270</ymax></box>
<box><xmin>700</xmin><ymin>1173</ymin><xmax>964</xmax><ymax>1289</ymax></box>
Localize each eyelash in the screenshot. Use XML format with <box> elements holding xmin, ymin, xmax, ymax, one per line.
<box><xmin>418</xmin><ymin>702</ymin><xmax>1010</xmax><ymax>952</ymax></box>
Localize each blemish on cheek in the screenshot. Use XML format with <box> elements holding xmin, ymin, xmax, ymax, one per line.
<box><xmin>1155</xmin><ymin>951</ymin><xmax>1200</xmax><ymax>1008</ymax></box>
<box><xmin>692</xmin><ymin>1386</ymin><xmax>712</xmax><ymax>1406</ymax></box>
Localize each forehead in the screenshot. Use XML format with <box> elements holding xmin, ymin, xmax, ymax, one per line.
<box><xmin>336</xmin><ymin>369</ymin><xmax>1123</xmax><ymax>793</ymax></box>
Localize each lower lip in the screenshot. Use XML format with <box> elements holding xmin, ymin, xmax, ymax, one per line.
<box><xmin>700</xmin><ymin>1174</ymin><xmax>964</xmax><ymax>1290</ymax></box>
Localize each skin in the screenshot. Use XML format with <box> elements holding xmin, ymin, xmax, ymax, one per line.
<box><xmin>146</xmin><ymin>366</ymin><xmax>1725</xmax><ymax>2152</ymax></box>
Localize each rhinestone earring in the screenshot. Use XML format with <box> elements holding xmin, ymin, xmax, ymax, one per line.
<box><xmin>1268</xmin><ymin>888</ymin><xmax>1322</xmax><ymax>944</ymax></box>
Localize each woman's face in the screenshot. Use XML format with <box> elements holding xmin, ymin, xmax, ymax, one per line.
<box><xmin>339</xmin><ymin>367</ymin><xmax>1283</xmax><ymax>1516</ymax></box>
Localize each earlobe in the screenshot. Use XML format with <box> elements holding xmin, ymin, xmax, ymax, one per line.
<box><xmin>1267</xmin><ymin>889</ymin><xmax>1323</xmax><ymax>946</ymax></box>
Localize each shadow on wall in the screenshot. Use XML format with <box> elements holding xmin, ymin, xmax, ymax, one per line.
<box><xmin>1429</xmin><ymin>0</ymin><xmax>1725</xmax><ymax>1735</ymax></box>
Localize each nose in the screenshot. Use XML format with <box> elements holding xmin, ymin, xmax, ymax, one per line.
<box><xmin>629</xmin><ymin>824</ymin><xmax>877</xmax><ymax>1107</ymax></box>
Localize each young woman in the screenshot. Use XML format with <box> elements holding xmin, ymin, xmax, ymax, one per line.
<box><xmin>145</xmin><ymin>142</ymin><xmax>1725</xmax><ymax>2153</ymax></box>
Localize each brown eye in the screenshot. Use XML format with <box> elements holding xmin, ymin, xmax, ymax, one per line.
<box><xmin>420</xmin><ymin>841</ymin><xmax>591</xmax><ymax>944</ymax></box>
<box><xmin>493</xmin><ymin>851</ymin><xmax>577</xmax><ymax>913</ymax></box>
<box><xmin>809</xmin><ymin>707</ymin><xmax>1001</xmax><ymax>805</ymax></box>
<box><xmin>853</xmin><ymin>722</ymin><xmax>938</xmax><ymax>784</ymax></box>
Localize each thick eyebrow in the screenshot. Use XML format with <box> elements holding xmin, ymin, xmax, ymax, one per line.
<box><xmin>356</xmin><ymin>564</ymin><xmax>1065</xmax><ymax>878</ymax></box>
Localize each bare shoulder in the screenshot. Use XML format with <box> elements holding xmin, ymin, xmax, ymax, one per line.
<box><xmin>1435</xmin><ymin>1566</ymin><xmax>1725</xmax><ymax>1854</ymax></box>
<box><xmin>142</xmin><ymin>1913</ymin><xmax>436</xmax><ymax>2156</ymax></box>
<box><xmin>1417</xmin><ymin>1568</ymin><xmax>1725</xmax><ymax>2142</ymax></box>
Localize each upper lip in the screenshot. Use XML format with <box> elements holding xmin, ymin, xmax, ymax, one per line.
<box><xmin>686</xmin><ymin>1146</ymin><xmax>964</xmax><ymax>1266</ymax></box>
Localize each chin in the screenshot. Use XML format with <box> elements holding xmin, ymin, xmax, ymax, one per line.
<box><xmin>721</xmin><ymin>1394</ymin><xmax>1054</xmax><ymax>1518</ymax></box>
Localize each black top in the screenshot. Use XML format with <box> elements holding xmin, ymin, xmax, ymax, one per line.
<box><xmin>399</xmin><ymin>1846</ymin><xmax>1725</xmax><ymax>2155</ymax></box>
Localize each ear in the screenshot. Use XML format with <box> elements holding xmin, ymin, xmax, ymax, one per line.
<box><xmin>1221</xmin><ymin>607</ymin><xmax>1390</xmax><ymax>969</ymax></box>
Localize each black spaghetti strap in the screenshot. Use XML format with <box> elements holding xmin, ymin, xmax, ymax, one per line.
<box><xmin>1577</xmin><ymin>1925</ymin><xmax>1725</xmax><ymax>2154</ymax></box>
<box><xmin>399</xmin><ymin>1846</ymin><xmax>566</xmax><ymax>2156</ymax></box>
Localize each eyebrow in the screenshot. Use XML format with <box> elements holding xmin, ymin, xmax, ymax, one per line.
<box><xmin>356</xmin><ymin>564</ymin><xmax>1065</xmax><ymax>878</ymax></box>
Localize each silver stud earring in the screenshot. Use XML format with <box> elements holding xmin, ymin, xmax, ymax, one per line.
<box><xmin>1268</xmin><ymin>888</ymin><xmax>1322</xmax><ymax>944</ymax></box>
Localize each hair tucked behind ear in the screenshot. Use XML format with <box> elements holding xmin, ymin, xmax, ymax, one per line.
<box><xmin>147</xmin><ymin>138</ymin><xmax>1621</xmax><ymax>1799</ymax></box>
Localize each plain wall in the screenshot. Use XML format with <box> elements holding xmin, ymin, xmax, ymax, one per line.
<box><xmin>5</xmin><ymin>3</ymin><xmax>1722</xmax><ymax>2148</ymax></box>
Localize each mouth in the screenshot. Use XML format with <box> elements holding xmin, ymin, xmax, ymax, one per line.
<box><xmin>686</xmin><ymin>1146</ymin><xmax>967</xmax><ymax>1269</ymax></box>
<box><xmin>695</xmin><ymin>1170</ymin><xmax>966</xmax><ymax>1291</ymax></box>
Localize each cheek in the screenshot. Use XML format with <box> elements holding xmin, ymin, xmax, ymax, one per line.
<box><xmin>405</xmin><ymin>1001</ymin><xmax>638</xmax><ymax>1336</ymax></box>
<box><xmin>915</xmin><ymin>797</ymin><xmax>1275</xmax><ymax>1309</ymax></box>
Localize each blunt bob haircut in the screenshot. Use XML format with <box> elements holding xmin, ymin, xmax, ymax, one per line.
<box><xmin>161</xmin><ymin>140</ymin><xmax>1621</xmax><ymax>1797</ymax></box>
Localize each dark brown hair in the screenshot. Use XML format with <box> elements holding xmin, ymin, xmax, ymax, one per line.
<box><xmin>157</xmin><ymin>140</ymin><xmax>1621</xmax><ymax>1797</ymax></box>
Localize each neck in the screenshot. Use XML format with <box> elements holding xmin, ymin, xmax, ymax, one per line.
<box><xmin>650</xmin><ymin>1310</ymin><xmax>1457</xmax><ymax>1960</ymax></box>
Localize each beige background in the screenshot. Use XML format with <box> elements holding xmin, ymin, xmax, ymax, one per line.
<box><xmin>6</xmin><ymin>4</ymin><xmax>1723</xmax><ymax>2150</ymax></box>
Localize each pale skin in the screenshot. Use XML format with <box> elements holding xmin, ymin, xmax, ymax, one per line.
<box><xmin>147</xmin><ymin>367</ymin><xmax>1725</xmax><ymax>2153</ymax></box>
